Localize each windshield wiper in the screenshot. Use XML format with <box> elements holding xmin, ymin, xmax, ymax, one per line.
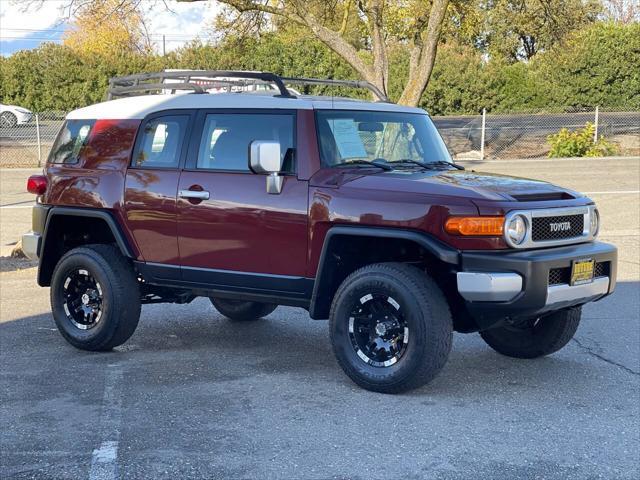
<box><xmin>390</xmin><ymin>159</ymin><xmax>465</xmax><ymax>171</ymax></box>
<box><xmin>337</xmin><ymin>159</ymin><xmax>393</xmax><ymax>171</ymax></box>
<box><xmin>431</xmin><ymin>160</ymin><xmax>465</xmax><ymax>170</ymax></box>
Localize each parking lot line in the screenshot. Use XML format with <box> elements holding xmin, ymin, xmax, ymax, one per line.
<box><xmin>0</xmin><ymin>204</ymin><xmax>34</xmax><ymax>209</ymax></box>
<box><xmin>88</xmin><ymin>365</ymin><xmax>123</xmax><ymax>480</ymax></box>
<box><xmin>582</xmin><ymin>190</ymin><xmax>640</xmax><ymax>194</ymax></box>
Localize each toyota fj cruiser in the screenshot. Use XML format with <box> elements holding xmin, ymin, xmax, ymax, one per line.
<box><xmin>23</xmin><ymin>71</ymin><xmax>617</xmax><ymax>393</ymax></box>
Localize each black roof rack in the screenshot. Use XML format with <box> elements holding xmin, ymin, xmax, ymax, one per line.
<box><xmin>107</xmin><ymin>70</ymin><xmax>389</xmax><ymax>102</ymax></box>
<box><xmin>280</xmin><ymin>76</ymin><xmax>388</xmax><ymax>102</ymax></box>
<box><xmin>107</xmin><ymin>70</ymin><xmax>292</xmax><ymax>100</ymax></box>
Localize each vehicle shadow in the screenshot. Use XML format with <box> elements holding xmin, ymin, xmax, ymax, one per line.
<box><xmin>2</xmin><ymin>281</ymin><xmax>636</xmax><ymax>400</ymax></box>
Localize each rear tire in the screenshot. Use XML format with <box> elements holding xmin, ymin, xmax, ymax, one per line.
<box><xmin>50</xmin><ymin>244</ymin><xmax>141</xmax><ymax>351</ymax></box>
<box><xmin>210</xmin><ymin>298</ymin><xmax>277</xmax><ymax>321</ymax></box>
<box><xmin>329</xmin><ymin>263</ymin><xmax>452</xmax><ymax>394</ymax></box>
<box><xmin>480</xmin><ymin>307</ymin><xmax>581</xmax><ymax>359</ymax></box>
<box><xmin>0</xmin><ymin>112</ymin><xmax>17</xmax><ymax>128</ymax></box>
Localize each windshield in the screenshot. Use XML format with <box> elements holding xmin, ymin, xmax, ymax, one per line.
<box><xmin>316</xmin><ymin>110</ymin><xmax>451</xmax><ymax>167</ymax></box>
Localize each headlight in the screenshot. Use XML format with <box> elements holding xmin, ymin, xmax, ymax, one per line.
<box><xmin>506</xmin><ymin>214</ymin><xmax>527</xmax><ymax>245</ymax></box>
<box><xmin>590</xmin><ymin>208</ymin><xmax>599</xmax><ymax>236</ymax></box>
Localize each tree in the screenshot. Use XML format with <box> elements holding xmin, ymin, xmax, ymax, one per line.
<box><xmin>63</xmin><ymin>0</ymin><xmax>153</xmax><ymax>57</ymax></box>
<box><xmin>179</xmin><ymin>0</ymin><xmax>451</xmax><ymax>106</ymax></box>
<box><xmin>479</xmin><ymin>0</ymin><xmax>602</xmax><ymax>61</ymax></box>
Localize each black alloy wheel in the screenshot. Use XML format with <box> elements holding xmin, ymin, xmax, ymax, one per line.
<box><xmin>347</xmin><ymin>292</ymin><xmax>409</xmax><ymax>368</ymax></box>
<box><xmin>61</xmin><ymin>268</ymin><xmax>104</xmax><ymax>330</ymax></box>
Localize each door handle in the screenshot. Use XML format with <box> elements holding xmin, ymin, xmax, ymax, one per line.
<box><xmin>179</xmin><ymin>190</ymin><xmax>210</xmax><ymax>200</ymax></box>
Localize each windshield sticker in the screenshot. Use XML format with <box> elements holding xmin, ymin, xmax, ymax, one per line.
<box><xmin>328</xmin><ymin>119</ymin><xmax>368</xmax><ymax>159</ymax></box>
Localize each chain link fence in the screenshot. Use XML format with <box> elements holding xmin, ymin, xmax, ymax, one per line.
<box><xmin>0</xmin><ymin>112</ymin><xmax>66</xmax><ymax>168</ymax></box>
<box><xmin>1</xmin><ymin>107</ymin><xmax>638</xmax><ymax>167</ymax></box>
<box><xmin>432</xmin><ymin>107</ymin><xmax>640</xmax><ymax>160</ymax></box>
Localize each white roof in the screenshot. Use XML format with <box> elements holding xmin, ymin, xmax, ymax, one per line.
<box><xmin>66</xmin><ymin>93</ymin><xmax>426</xmax><ymax>120</ymax></box>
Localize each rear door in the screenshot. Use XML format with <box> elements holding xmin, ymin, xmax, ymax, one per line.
<box><xmin>124</xmin><ymin>110</ymin><xmax>193</xmax><ymax>273</ymax></box>
<box><xmin>176</xmin><ymin>109</ymin><xmax>309</xmax><ymax>297</ymax></box>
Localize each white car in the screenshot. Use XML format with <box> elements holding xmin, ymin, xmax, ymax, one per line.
<box><xmin>0</xmin><ymin>104</ymin><xmax>33</xmax><ymax>127</ymax></box>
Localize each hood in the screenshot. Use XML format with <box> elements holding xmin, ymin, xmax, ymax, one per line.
<box><xmin>312</xmin><ymin>168</ymin><xmax>583</xmax><ymax>202</ymax></box>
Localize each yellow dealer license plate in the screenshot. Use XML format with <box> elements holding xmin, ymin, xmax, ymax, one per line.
<box><xmin>571</xmin><ymin>259</ymin><xmax>595</xmax><ymax>286</ymax></box>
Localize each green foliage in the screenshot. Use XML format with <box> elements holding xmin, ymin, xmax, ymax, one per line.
<box><xmin>547</xmin><ymin>123</ymin><xmax>618</xmax><ymax>157</ymax></box>
<box><xmin>0</xmin><ymin>43</ymin><xmax>170</xmax><ymax>111</ymax></box>
<box><xmin>418</xmin><ymin>43</ymin><xmax>494</xmax><ymax>115</ymax></box>
<box><xmin>0</xmin><ymin>20</ymin><xmax>638</xmax><ymax>115</ymax></box>
<box><xmin>481</xmin><ymin>0</ymin><xmax>602</xmax><ymax>61</ymax></box>
<box><xmin>536</xmin><ymin>21</ymin><xmax>640</xmax><ymax>110</ymax></box>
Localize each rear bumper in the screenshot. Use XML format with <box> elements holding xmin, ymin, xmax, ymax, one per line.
<box><xmin>22</xmin><ymin>204</ymin><xmax>50</xmax><ymax>260</ymax></box>
<box><xmin>457</xmin><ymin>241</ymin><xmax>617</xmax><ymax>329</ymax></box>
<box><xmin>21</xmin><ymin>232</ymin><xmax>41</xmax><ymax>260</ymax></box>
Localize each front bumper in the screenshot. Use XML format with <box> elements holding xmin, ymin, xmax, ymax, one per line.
<box><xmin>457</xmin><ymin>241</ymin><xmax>617</xmax><ymax>329</ymax></box>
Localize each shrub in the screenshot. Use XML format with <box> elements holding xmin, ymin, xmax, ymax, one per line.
<box><xmin>547</xmin><ymin>122</ymin><xmax>618</xmax><ymax>158</ymax></box>
<box><xmin>535</xmin><ymin>22</ymin><xmax>640</xmax><ymax>110</ymax></box>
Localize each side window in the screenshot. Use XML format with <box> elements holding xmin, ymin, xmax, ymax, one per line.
<box><xmin>49</xmin><ymin>120</ymin><xmax>95</xmax><ymax>164</ymax></box>
<box><xmin>196</xmin><ymin>114</ymin><xmax>295</xmax><ymax>172</ymax></box>
<box><xmin>133</xmin><ymin>115</ymin><xmax>188</xmax><ymax>168</ymax></box>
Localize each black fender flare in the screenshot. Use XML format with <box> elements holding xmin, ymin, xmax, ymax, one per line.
<box><xmin>308</xmin><ymin>226</ymin><xmax>460</xmax><ymax>319</ymax></box>
<box><xmin>38</xmin><ymin>207</ymin><xmax>136</xmax><ymax>286</ymax></box>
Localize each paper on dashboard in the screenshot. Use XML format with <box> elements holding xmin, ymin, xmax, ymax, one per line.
<box><xmin>328</xmin><ymin>119</ymin><xmax>368</xmax><ymax>159</ymax></box>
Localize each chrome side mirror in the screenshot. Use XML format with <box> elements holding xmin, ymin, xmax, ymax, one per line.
<box><xmin>250</xmin><ymin>140</ymin><xmax>283</xmax><ymax>194</ymax></box>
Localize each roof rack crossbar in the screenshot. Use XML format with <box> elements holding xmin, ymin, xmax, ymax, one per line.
<box><xmin>110</xmin><ymin>83</ymin><xmax>205</xmax><ymax>96</ymax></box>
<box><xmin>107</xmin><ymin>70</ymin><xmax>294</xmax><ymax>100</ymax></box>
<box><xmin>280</xmin><ymin>76</ymin><xmax>388</xmax><ymax>102</ymax></box>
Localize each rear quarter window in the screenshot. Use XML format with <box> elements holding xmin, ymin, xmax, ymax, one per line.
<box><xmin>48</xmin><ymin>119</ymin><xmax>95</xmax><ymax>164</ymax></box>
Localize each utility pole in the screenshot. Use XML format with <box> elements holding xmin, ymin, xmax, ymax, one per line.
<box><xmin>35</xmin><ymin>114</ymin><xmax>42</xmax><ymax>167</ymax></box>
<box><xmin>480</xmin><ymin>108</ymin><xmax>486</xmax><ymax>160</ymax></box>
<box><xmin>594</xmin><ymin>105</ymin><xmax>599</xmax><ymax>143</ymax></box>
<box><xmin>162</xmin><ymin>35</ymin><xmax>166</xmax><ymax>56</ymax></box>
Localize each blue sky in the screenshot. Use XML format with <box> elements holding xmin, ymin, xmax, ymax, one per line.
<box><xmin>0</xmin><ymin>0</ymin><xmax>221</xmax><ymax>56</ymax></box>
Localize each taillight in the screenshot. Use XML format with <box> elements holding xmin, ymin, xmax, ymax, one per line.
<box><xmin>27</xmin><ymin>175</ymin><xmax>47</xmax><ymax>195</ymax></box>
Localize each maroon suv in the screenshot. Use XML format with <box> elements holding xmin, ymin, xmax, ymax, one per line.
<box><xmin>23</xmin><ymin>71</ymin><xmax>617</xmax><ymax>393</ymax></box>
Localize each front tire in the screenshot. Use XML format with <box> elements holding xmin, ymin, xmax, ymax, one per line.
<box><xmin>50</xmin><ymin>244</ymin><xmax>141</xmax><ymax>351</ymax></box>
<box><xmin>210</xmin><ymin>298</ymin><xmax>277</xmax><ymax>321</ymax></box>
<box><xmin>480</xmin><ymin>307</ymin><xmax>581</xmax><ymax>359</ymax></box>
<box><xmin>329</xmin><ymin>263</ymin><xmax>453</xmax><ymax>394</ymax></box>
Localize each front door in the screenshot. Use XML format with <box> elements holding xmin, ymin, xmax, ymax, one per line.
<box><xmin>177</xmin><ymin>110</ymin><xmax>309</xmax><ymax>297</ymax></box>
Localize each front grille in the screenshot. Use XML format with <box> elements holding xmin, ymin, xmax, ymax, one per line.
<box><xmin>532</xmin><ymin>214</ymin><xmax>584</xmax><ymax>242</ymax></box>
<box><xmin>594</xmin><ymin>262</ymin><xmax>609</xmax><ymax>278</ymax></box>
<box><xmin>548</xmin><ymin>267</ymin><xmax>571</xmax><ymax>285</ymax></box>
<box><xmin>548</xmin><ymin>262</ymin><xmax>609</xmax><ymax>285</ymax></box>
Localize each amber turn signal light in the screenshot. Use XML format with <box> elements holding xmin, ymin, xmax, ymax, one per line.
<box><xmin>445</xmin><ymin>216</ymin><xmax>505</xmax><ymax>236</ymax></box>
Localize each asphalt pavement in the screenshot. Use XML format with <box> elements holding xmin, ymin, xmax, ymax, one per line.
<box><xmin>1</xmin><ymin>158</ymin><xmax>639</xmax><ymax>479</ymax></box>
